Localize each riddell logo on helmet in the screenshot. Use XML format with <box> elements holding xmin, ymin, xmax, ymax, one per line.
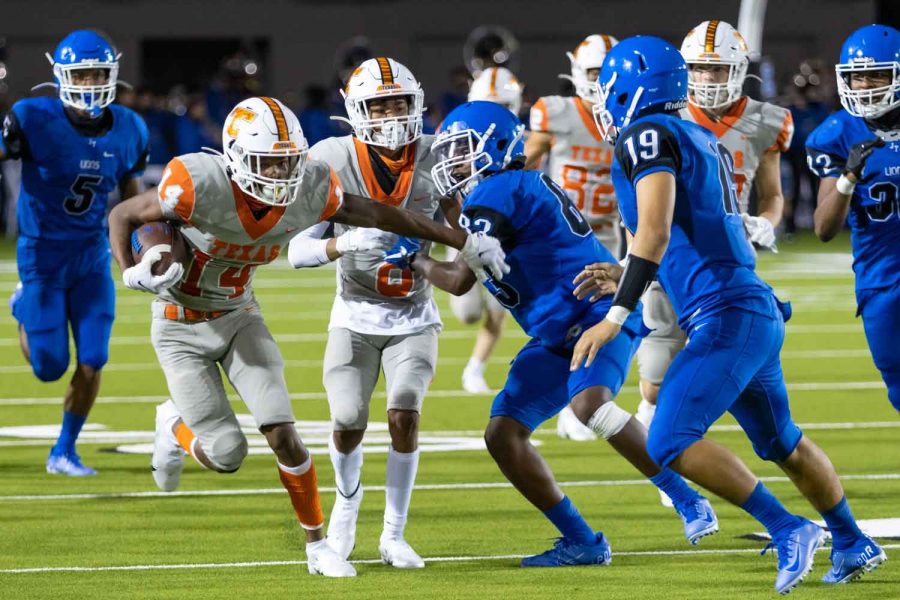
<box><xmin>664</xmin><ymin>100</ymin><xmax>688</xmax><ymax>110</ymax></box>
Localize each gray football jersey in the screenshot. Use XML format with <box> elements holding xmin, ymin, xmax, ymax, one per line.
<box><xmin>157</xmin><ymin>152</ymin><xmax>342</xmax><ymax>311</ymax></box>
<box><xmin>681</xmin><ymin>97</ymin><xmax>793</xmax><ymax>213</ymax></box>
<box><xmin>309</xmin><ymin>135</ymin><xmax>440</xmax><ymax>304</ymax></box>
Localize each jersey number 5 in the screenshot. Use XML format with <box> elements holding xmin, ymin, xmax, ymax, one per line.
<box><xmin>64</xmin><ymin>174</ymin><xmax>103</xmax><ymax>216</ymax></box>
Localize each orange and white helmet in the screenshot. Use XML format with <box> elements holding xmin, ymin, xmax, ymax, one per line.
<box><xmin>468</xmin><ymin>67</ymin><xmax>523</xmax><ymax>115</ymax></box>
<box><xmin>681</xmin><ymin>20</ymin><xmax>750</xmax><ymax>109</ymax></box>
<box><xmin>222</xmin><ymin>96</ymin><xmax>308</xmax><ymax>207</ymax></box>
<box><xmin>560</xmin><ymin>34</ymin><xmax>618</xmax><ymax>104</ymax></box>
<box><xmin>338</xmin><ymin>57</ymin><xmax>425</xmax><ymax>150</ymax></box>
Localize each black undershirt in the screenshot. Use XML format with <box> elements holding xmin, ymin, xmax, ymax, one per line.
<box><xmin>367</xmin><ymin>145</ymin><xmax>400</xmax><ymax>196</ymax></box>
<box><xmin>63</xmin><ymin>105</ymin><xmax>113</xmax><ymax>138</ymax></box>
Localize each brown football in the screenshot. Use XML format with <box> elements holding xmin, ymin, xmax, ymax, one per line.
<box><xmin>131</xmin><ymin>222</ymin><xmax>189</xmax><ymax>276</ymax></box>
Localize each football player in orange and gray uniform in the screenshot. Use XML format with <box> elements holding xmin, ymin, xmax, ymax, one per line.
<box><xmin>107</xmin><ymin>97</ymin><xmax>508</xmax><ymax>578</ymax></box>
<box><xmin>635</xmin><ymin>21</ymin><xmax>794</xmax><ymax>506</ymax></box>
<box><xmin>525</xmin><ymin>34</ymin><xmax>620</xmax><ymax>441</ymax></box>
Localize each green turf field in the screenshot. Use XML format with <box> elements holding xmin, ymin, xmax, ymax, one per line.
<box><xmin>1</xmin><ymin>234</ymin><xmax>898</xmax><ymax>599</ymax></box>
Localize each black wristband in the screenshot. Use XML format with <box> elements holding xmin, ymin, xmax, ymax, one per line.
<box><xmin>612</xmin><ymin>255</ymin><xmax>659</xmax><ymax>311</ymax></box>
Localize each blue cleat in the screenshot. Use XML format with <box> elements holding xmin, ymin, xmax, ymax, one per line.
<box><xmin>762</xmin><ymin>519</ymin><xmax>825</xmax><ymax>595</ymax></box>
<box><xmin>676</xmin><ymin>496</ymin><xmax>719</xmax><ymax>545</ymax></box>
<box><xmin>822</xmin><ymin>536</ymin><xmax>887</xmax><ymax>584</ymax></box>
<box><xmin>521</xmin><ymin>532</ymin><xmax>612</xmax><ymax>568</ymax></box>
<box><xmin>46</xmin><ymin>451</ymin><xmax>97</xmax><ymax>476</ymax></box>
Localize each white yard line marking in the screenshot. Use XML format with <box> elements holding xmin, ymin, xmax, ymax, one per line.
<box><xmin>0</xmin><ymin>544</ymin><xmax>896</xmax><ymax>574</ymax></box>
<box><xmin>2</xmin><ymin>473</ymin><xmax>899</xmax><ymax>503</ymax></box>
<box><xmin>0</xmin><ymin>380</ymin><xmax>888</xmax><ymax>407</ymax></box>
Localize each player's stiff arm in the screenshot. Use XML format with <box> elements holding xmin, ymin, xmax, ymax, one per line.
<box><xmin>1</xmin><ymin>30</ymin><xmax>149</xmax><ymax>477</ymax></box>
<box><xmin>107</xmin><ymin>96</ymin><xmax>508</xmax><ymax>578</ymax></box>
<box><xmin>576</xmin><ymin>36</ymin><xmax>885</xmax><ymax>594</ymax></box>
<box><xmin>410</xmin><ymin>100</ymin><xmax>722</xmax><ymax>568</ymax></box>
<box><xmin>808</xmin><ymin>24</ymin><xmax>900</xmax><ymax>414</ymax></box>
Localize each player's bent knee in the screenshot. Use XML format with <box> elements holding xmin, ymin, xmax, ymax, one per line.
<box><xmin>77</xmin><ymin>350</ymin><xmax>109</xmax><ymax>372</ymax></box>
<box><xmin>450</xmin><ymin>294</ymin><xmax>482</xmax><ymax>324</ymax></box>
<box><xmin>207</xmin><ymin>431</ymin><xmax>249</xmax><ymax>473</ymax></box>
<box><xmin>751</xmin><ymin>424</ymin><xmax>803</xmax><ymax>463</ymax></box>
<box><xmin>387</xmin><ymin>409</ymin><xmax>419</xmax><ymax>433</ymax></box>
<box><xmin>331</xmin><ymin>404</ymin><xmax>366</xmax><ymax>431</ymax></box>
<box><xmin>31</xmin><ymin>350</ymin><xmax>69</xmax><ymax>382</ymax></box>
<box><xmin>646</xmin><ymin>428</ymin><xmax>689</xmax><ymax>468</ymax></box>
<box><xmin>586</xmin><ymin>401</ymin><xmax>631</xmax><ymax>440</ymax></box>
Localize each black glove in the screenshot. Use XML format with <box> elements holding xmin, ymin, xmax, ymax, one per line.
<box><xmin>844</xmin><ymin>137</ymin><xmax>885</xmax><ymax>179</ymax></box>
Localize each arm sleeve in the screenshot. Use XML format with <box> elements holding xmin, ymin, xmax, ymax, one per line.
<box><xmin>158</xmin><ymin>157</ymin><xmax>197</xmax><ymax>223</ymax></box>
<box><xmin>615</xmin><ymin>122</ymin><xmax>682</xmax><ymax>186</ymax></box>
<box><xmin>1</xmin><ymin>108</ymin><xmax>31</xmax><ymax>161</ymax></box>
<box><xmin>287</xmin><ymin>222</ymin><xmax>332</xmax><ymax>268</ymax></box>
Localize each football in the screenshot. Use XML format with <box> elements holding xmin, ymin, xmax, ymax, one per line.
<box><xmin>130</xmin><ymin>221</ymin><xmax>189</xmax><ymax>276</ymax></box>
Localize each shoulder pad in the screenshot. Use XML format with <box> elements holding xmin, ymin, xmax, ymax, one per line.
<box><xmin>530</xmin><ymin>95</ymin><xmax>570</xmax><ymax>132</ymax></box>
<box><xmin>757</xmin><ymin>100</ymin><xmax>793</xmax><ymax>153</ymax></box>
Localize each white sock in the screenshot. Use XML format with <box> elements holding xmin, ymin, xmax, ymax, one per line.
<box><xmin>635</xmin><ymin>399</ymin><xmax>656</xmax><ymax>429</ymax></box>
<box><xmin>329</xmin><ymin>437</ymin><xmax>363</xmax><ymax>498</ymax></box>
<box><xmin>382</xmin><ymin>447</ymin><xmax>420</xmax><ymax>541</ymax></box>
<box><xmin>277</xmin><ymin>457</ymin><xmax>312</xmax><ymax>476</ymax></box>
<box><xmin>464</xmin><ymin>357</ymin><xmax>485</xmax><ymax>374</ymax></box>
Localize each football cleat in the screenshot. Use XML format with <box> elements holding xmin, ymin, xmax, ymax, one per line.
<box><xmin>762</xmin><ymin>519</ymin><xmax>825</xmax><ymax>595</ymax></box>
<box><xmin>462</xmin><ymin>364</ymin><xmax>492</xmax><ymax>394</ymax></box>
<box><xmin>151</xmin><ymin>399</ymin><xmax>185</xmax><ymax>492</ymax></box>
<box><xmin>675</xmin><ymin>496</ymin><xmax>719</xmax><ymax>544</ymax></box>
<box><xmin>555</xmin><ymin>405</ymin><xmax>597</xmax><ymax>442</ymax></box>
<box><xmin>822</xmin><ymin>536</ymin><xmax>887</xmax><ymax>584</ymax></box>
<box><xmin>521</xmin><ymin>532</ymin><xmax>612</xmax><ymax>568</ymax></box>
<box><xmin>379</xmin><ymin>537</ymin><xmax>425</xmax><ymax>569</ymax></box>
<box><xmin>46</xmin><ymin>451</ymin><xmax>97</xmax><ymax>476</ymax></box>
<box><xmin>8</xmin><ymin>281</ymin><xmax>23</xmax><ymax>315</ymax></box>
<box><xmin>306</xmin><ymin>540</ymin><xmax>357</xmax><ymax>577</ymax></box>
<box><xmin>326</xmin><ymin>484</ymin><xmax>363</xmax><ymax>560</ymax></box>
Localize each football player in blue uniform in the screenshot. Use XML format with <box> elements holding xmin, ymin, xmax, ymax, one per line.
<box><xmin>807</xmin><ymin>24</ymin><xmax>900</xmax><ymax>414</ymax></box>
<box><xmin>401</xmin><ymin>100</ymin><xmax>718</xmax><ymax>568</ymax></box>
<box><xmin>573</xmin><ymin>36</ymin><xmax>884</xmax><ymax>593</ymax></box>
<box><xmin>1</xmin><ymin>30</ymin><xmax>150</xmax><ymax>476</ymax></box>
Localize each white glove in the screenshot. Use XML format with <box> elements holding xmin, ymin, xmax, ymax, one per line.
<box><xmin>741</xmin><ymin>213</ymin><xmax>778</xmax><ymax>254</ymax></box>
<box><xmin>122</xmin><ymin>245</ymin><xmax>185</xmax><ymax>294</ymax></box>
<box><xmin>335</xmin><ymin>228</ymin><xmax>382</xmax><ymax>255</ymax></box>
<box><xmin>461</xmin><ymin>232</ymin><xmax>510</xmax><ymax>281</ymax></box>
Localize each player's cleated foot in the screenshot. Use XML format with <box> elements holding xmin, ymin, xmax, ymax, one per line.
<box><xmin>762</xmin><ymin>519</ymin><xmax>825</xmax><ymax>595</ymax></box>
<box><xmin>307</xmin><ymin>539</ymin><xmax>356</xmax><ymax>577</ymax></box>
<box><xmin>521</xmin><ymin>532</ymin><xmax>611</xmax><ymax>567</ymax></box>
<box><xmin>379</xmin><ymin>537</ymin><xmax>425</xmax><ymax>569</ymax></box>
<box><xmin>822</xmin><ymin>536</ymin><xmax>887</xmax><ymax>584</ymax></box>
<box><xmin>151</xmin><ymin>399</ymin><xmax>185</xmax><ymax>492</ymax></box>
<box><xmin>555</xmin><ymin>405</ymin><xmax>597</xmax><ymax>442</ymax></box>
<box><xmin>8</xmin><ymin>281</ymin><xmax>23</xmax><ymax>316</ymax></box>
<box><xmin>46</xmin><ymin>451</ymin><xmax>97</xmax><ymax>476</ymax></box>
<box><xmin>675</xmin><ymin>496</ymin><xmax>718</xmax><ymax>544</ymax></box>
<box><xmin>326</xmin><ymin>484</ymin><xmax>363</xmax><ymax>560</ymax></box>
<box><xmin>462</xmin><ymin>364</ymin><xmax>492</xmax><ymax>394</ymax></box>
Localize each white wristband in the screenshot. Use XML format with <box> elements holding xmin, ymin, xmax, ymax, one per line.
<box><xmin>836</xmin><ymin>174</ymin><xmax>856</xmax><ymax>196</ymax></box>
<box><xmin>605</xmin><ymin>305</ymin><xmax>631</xmax><ymax>326</ymax></box>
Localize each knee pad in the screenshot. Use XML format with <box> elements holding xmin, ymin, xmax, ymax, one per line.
<box><xmin>76</xmin><ymin>347</ymin><xmax>109</xmax><ymax>371</ymax></box>
<box><xmin>450</xmin><ymin>288</ymin><xmax>483</xmax><ymax>324</ymax></box>
<box><xmin>206</xmin><ymin>430</ymin><xmax>248</xmax><ymax>472</ymax></box>
<box><xmin>586</xmin><ymin>401</ymin><xmax>631</xmax><ymax>440</ymax></box>
<box><xmin>752</xmin><ymin>423</ymin><xmax>803</xmax><ymax>463</ymax></box>
<box><xmin>331</xmin><ymin>402</ymin><xmax>368</xmax><ymax>432</ymax></box>
<box><xmin>31</xmin><ymin>348</ymin><xmax>69</xmax><ymax>382</ymax></box>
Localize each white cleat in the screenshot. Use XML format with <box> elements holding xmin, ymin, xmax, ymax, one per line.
<box><xmin>380</xmin><ymin>537</ymin><xmax>425</xmax><ymax>569</ymax></box>
<box><xmin>326</xmin><ymin>485</ymin><xmax>363</xmax><ymax>560</ymax></box>
<box><xmin>307</xmin><ymin>540</ymin><xmax>357</xmax><ymax>577</ymax></box>
<box><xmin>151</xmin><ymin>399</ymin><xmax>185</xmax><ymax>492</ymax></box>
<box><xmin>462</xmin><ymin>365</ymin><xmax>492</xmax><ymax>394</ymax></box>
<box><xmin>556</xmin><ymin>405</ymin><xmax>597</xmax><ymax>442</ymax></box>
<box><xmin>659</xmin><ymin>488</ymin><xmax>674</xmax><ymax>508</ymax></box>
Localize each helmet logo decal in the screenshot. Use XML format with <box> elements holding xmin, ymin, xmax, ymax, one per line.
<box><xmin>376</xmin><ymin>57</ymin><xmax>394</xmax><ymax>85</ymax></box>
<box><xmin>259</xmin><ymin>96</ymin><xmax>289</xmax><ymax>141</ymax></box>
<box><xmin>226</xmin><ymin>107</ymin><xmax>258</xmax><ymax>139</ymax></box>
<box><xmin>601</xmin><ymin>35</ymin><xmax>613</xmax><ymax>53</ymax></box>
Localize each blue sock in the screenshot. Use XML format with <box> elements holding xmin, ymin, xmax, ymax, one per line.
<box><xmin>52</xmin><ymin>411</ymin><xmax>87</xmax><ymax>456</ymax></box>
<box><xmin>741</xmin><ymin>481</ymin><xmax>799</xmax><ymax>538</ymax></box>
<box><xmin>650</xmin><ymin>468</ymin><xmax>701</xmax><ymax>506</ymax></box>
<box><xmin>820</xmin><ymin>497</ymin><xmax>864</xmax><ymax>551</ymax></box>
<box><xmin>543</xmin><ymin>496</ymin><xmax>596</xmax><ymax>544</ymax></box>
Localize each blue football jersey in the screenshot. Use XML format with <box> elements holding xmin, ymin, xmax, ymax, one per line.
<box><xmin>2</xmin><ymin>97</ymin><xmax>149</xmax><ymax>241</ymax></box>
<box><xmin>610</xmin><ymin>112</ymin><xmax>773</xmax><ymax>330</ymax></box>
<box><xmin>806</xmin><ymin>109</ymin><xmax>900</xmax><ymax>294</ymax></box>
<box><xmin>461</xmin><ymin>169</ymin><xmax>642</xmax><ymax>348</ymax></box>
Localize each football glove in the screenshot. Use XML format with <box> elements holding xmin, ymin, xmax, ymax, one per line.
<box><xmin>122</xmin><ymin>245</ymin><xmax>184</xmax><ymax>294</ymax></box>
<box><xmin>461</xmin><ymin>232</ymin><xmax>510</xmax><ymax>281</ymax></box>
<box><xmin>741</xmin><ymin>214</ymin><xmax>778</xmax><ymax>253</ymax></box>
<box><xmin>844</xmin><ymin>137</ymin><xmax>885</xmax><ymax>180</ymax></box>
<box><xmin>383</xmin><ymin>236</ymin><xmax>421</xmax><ymax>269</ymax></box>
<box><xmin>335</xmin><ymin>228</ymin><xmax>381</xmax><ymax>255</ymax></box>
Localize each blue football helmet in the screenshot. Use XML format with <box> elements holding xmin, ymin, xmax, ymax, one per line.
<box><xmin>836</xmin><ymin>24</ymin><xmax>900</xmax><ymax>119</ymax></box>
<box><xmin>594</xmin><ymin>36</ymin><xmax>688</xmax><ymax>143</ymax></box>
<box><xmin>431</xmin><ymin>100</ymin><xmax>525</xmax><ymax>196</ymax></box>
<box><xmin>45</xmin><ymin>30</ymin><xmax>119</xmax><ymax>116</ymax></box>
